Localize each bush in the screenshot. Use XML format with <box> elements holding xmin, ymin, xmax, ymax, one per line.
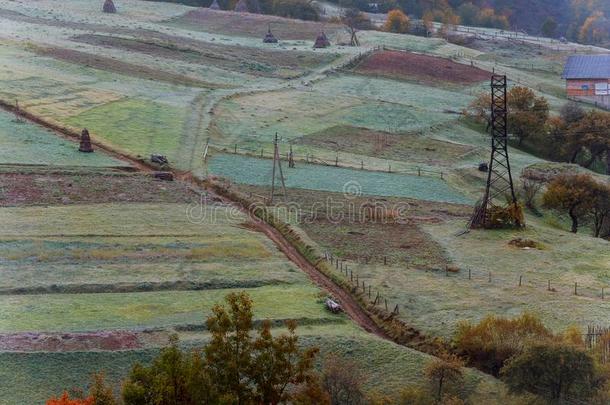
<box><xmin>383</xmin><ymin>9</ymin><xmax>410</xmax><ymax>33</ymax></box>
<box><xmin>454</xmin><ymin>313</ymin><xmax>553</xmax><ymax>376</ymax></box>
<box><xmin>502</xmin><ymin>343</ymin><xmax>600</xmax><ymax>402</ymax></box>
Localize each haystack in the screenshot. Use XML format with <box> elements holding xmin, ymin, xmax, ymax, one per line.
<box><xmin>263</xmin><ymin>26</ymin><xmax>278</xmax><ymax>43</ymax></box>
<box><xmin>102</xmin><ymin>0</ymin><xmax>116</xmax><ymax>13</ymax></box>
<box><xmin>313</xmin><ymin>31</ymin><xmax>330</xmax><ymax>48</ymax></box>
<box><xmin>234</xmin><ymin>0</ymin><xmax>249</xmax><ymax>12</ymax></box>
<box><xmin>78</xmin><ymin>128</ymin><xmax>94</xmax><ymax>153</ymax></box>
<box><xmin>209</xmin><ymin>0</ymin><xmax>221</xmax><ymax>10</ymax></box>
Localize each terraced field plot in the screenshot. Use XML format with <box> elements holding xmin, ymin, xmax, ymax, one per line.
<box><xmin>164</xmin><ymin>8</ymin><xmax>342</xmax><ymax>41</ymax></box>
<box><xmin>317</xmin><ymin>217</ymin><xmax>610</xmax><ymax>339</ymax></box>
<box><xmin>295</xmin><ymin>125</ymin><xmax>477</xmax><ymax>167</ymax></box>
<box><xmin>0</xmin><ymin>322</ymin><xmax>505</xmax><ymax>405</ymax></box>
<box><xmin>209</xmin><ymin>153</ymin><xmax>471</xmax><ymax>203</ymax></box>
<box><xmin>210</xmin><ymin>75</ymin><xmax>484</xmax><ymax>167</ymax></box>
<box><xmin>354</xmin><ymin>50</ymin><xmax>490</xmax><ymax>85</ymax></box>
<box><xmin>0</xmin><ymin>109</ymin><xmax>126</xmax><ymax>168</ymax></box>
<box><xmin>0</xmin><ymin>199</ymin><xmax>504</xmax><ymax>403</ymax></box>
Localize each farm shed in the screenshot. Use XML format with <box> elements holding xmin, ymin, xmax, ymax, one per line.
<box><xmin>562</xmin><ymin>55</ymin><xmax>610</xmax><ymax>109</ymax></box>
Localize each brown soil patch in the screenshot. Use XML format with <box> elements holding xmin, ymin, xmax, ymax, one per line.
<box><xmin>0</xmin><ymin>331</ymin><xmax>142</xmax><ymax>352</ymax></box>
<box><xmin>233</xmin><ymin>185</ymin><xmax>466</xmax><ymax>268</ymax></box>
<box><xmin>171</xmin><ymin>8</ymin><xmax>342</xmax><ymax>40</ymax></box>
<box><xmin>72</xmin><ymin>34</ymin><xmax>334</xmax><ymax>79</ymax></box>
<box><xmin>355</xmin><ymin>50</ymin><xmax>490</xmax><ymax>85</ymax></box>
<box><xmin>33</xmin><ymin>46</ymin><xmax>225</xmax><ymax>89</ymax></box>
<box><xmin>0</xmin><ymin>171</ymin><xmax>202</xmax><ymax>206</ymax></box>
<box><xmin>302</xmin><ymin>221</ymin><xmax>449</xmax><ymax>269</ymax></box>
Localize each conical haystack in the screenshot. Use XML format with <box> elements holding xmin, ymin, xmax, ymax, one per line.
<box><xmin>209</xmin><ymin>0</ymin><xmax>220</xmax><ymax>10</ymax></box>
<box><xmin>313</xmin><ymin>31</ymin><xmax>330</xmax><ymax>48</ymax></box>
<box><xmin>234</xmin><ymin>0</ymin><xmax>249</xmax><ymax>12</ymax></box>
<box><xmin>102</xmin><ymin>0</ymin><xmax>116</xmax><ymax>13</ymax></box>
<box><xmin>78</xmin><ymin>128</ymin><xmax>94</xmax><ymax>153</ymax></box>
<box><xmin>263</xmin><ymin>26</ymin><xmax>278</xmax><ymax>43</ymax></box>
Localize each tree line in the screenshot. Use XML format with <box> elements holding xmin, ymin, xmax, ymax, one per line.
<box><xmin>46</xmin><ymin>293</ymin><xmax>610</xmax><ymax>404</ymax></box>
<box><xmin>335</xmin><ymin>0</ymin><xmax>609</xmax><ymax>45</ymax></box>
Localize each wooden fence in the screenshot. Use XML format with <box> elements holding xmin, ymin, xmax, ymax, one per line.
<box><xmin>209</xmin><ymin>142</ymin><xmax>447</xmax><ymax>180</ymax></box>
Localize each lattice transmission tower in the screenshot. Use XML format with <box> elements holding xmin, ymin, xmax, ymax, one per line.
<box><xmin>470</xmin><ymin>75</ymin><xmax>522</xmax><ymax>229</ymax></box>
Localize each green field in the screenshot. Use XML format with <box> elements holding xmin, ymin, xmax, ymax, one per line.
<box><xmin>0</xmin><ymin>109</ymin><xmax>125</xmax><ymax>168</ymax></box>
<box><xmin>2</xmin><ymin>0</ymin><xmax>608</xmax><ymax>402</ymax></box>
<box><xmin>0</xmin><ymin>201</ymin><xmax>504</xmax><ymax>403</ymax></box>
<box><xmin>209</xmin><ymin>153</ymin><xmax>471</xmax><ymax>204</ymax></box>
<box><xmin>0</xmin><ymin>322</ymin><xmax>507</xmax><ymax>405</ymax></box>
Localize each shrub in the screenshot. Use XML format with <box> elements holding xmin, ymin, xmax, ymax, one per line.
<box><xmin>501</xmin><ymin>343</ymin><xmax>599</xmax><ymax>402</ymax></box>
<box><xmin>454</xmin><ymin>313</ymin><xmax>553</xmax><ymax>376</ymax></box>
<box><xmin>47</xmin><ymin>393</ymin><xmax>93</xmax><ymax>405</ymax></box>
<box><xmin>383</xmin><ymin>9</ymin><xmax>410</xmax><ymax>33</ymax></box>
<box><xmin>322</xmin><ymin>354</ymin><xmax>367</xmax><ymax>405</ymax></box>
<box><xmin>425</xmin><ymin>350</ymin><xmax>464</xmax><ymax>402</ymax></box>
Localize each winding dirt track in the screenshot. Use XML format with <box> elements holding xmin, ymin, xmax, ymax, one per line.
<box><xmin>2</xmin><ymin>103</ymin><xmax>390</xmax><ymax>342</ymax></box>
<box><xmin>229</xmin><ymin>197</ymin><xmax>389</xmax><ymax>340</ymax></box>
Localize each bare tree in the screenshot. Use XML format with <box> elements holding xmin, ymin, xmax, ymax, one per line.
<box><xmin>322</xmin><ymin>354</ymin><xmax>366</xmax><ymax>405</ymax></box>
<box><xmin>341</xmin><ymin>8</ymin><xmax>370</xmax><ymax>46</ymax></box>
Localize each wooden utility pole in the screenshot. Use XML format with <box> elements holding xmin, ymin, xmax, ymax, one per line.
<box><xmin>202</xmin><ymin>138</ymin><xmax>210</xmax><ymax>163</ymax></box>
<box><xmin>269</xmin><ymin>133</ymin><xmax>287</xmax><ymax>204</ymax></box>
<box><xmin>288</xmin><ymin>144</ymin><xmax>295</xmax><ymax>168</ymax></box>
<box><xmin>202</xmin><ymin>137</ymin><xmax>210</xmax><ymax>177</ymax></box>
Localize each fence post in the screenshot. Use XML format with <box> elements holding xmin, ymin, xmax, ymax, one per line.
<box><xmin>385</xmin><ymin>298</ymin><xmax>388</xmax><ymax>311</ymax></box>
<box><xmin>603</xmin><ymin>288</ymin><xmax>605</xmax><ymax>300</ymax></box>
<box><xmin>575</xmin><ymin>282</ymin><xmax>578</xmax><ymax>296</ymax></box>
<box><xmin>519</xmin><ymin>275</ymin><xmax>522</xmax><ymax>287</ymax></box>
<box><xmin>548</xmin><ymin>280</ymin><xmax>551</xmax><ymax>291</ymax></box>
<box><xmin>375</xmin><ymin>291</ymin><xmax>379</xmax><ymax>304</ymax></box>
<box><xmin>368</xmin><ymin>285</ymin><xmax>371</xmax><ymax>298</ymax></box>
<box><xmin>384</xmin><ymin>256</ymin><xmax>387</xmax><ymax>265</ymax></box>
<box><xmin>260</xmin><ymin>148</ymin><xmax>263</xmax><ymax>157</ymax></box>
<box><xmin>488</xmin><ymin>271</ymin><xmax>492</xmax><ymax>283</ymax></box>
<box><xmin>234</xmin><ymin>144</ymin><xmax>237</xmax><ymax>153</ymax></box>
<box><xmin>418</xmin><ymin>167</ymin><xmax>421</xmax><ymax>176</ymax></box>
<box><xmin>361</xmin><ymin>160</ymin><xmax>364</xmax><ymax>170</ymax></box>
<box><xmin>350</xmin><ymin>269</ymin><xmax>353</xmax><ymax>282</ymax></box>
<box><xmin>340</xmin><ymin>261</ymin><xmax>343</xmax><ymax>271</ymax></box>
<box><xmin>468</xmin><ymin>268</ymin><xmax>471</xmax><ymax>280</ymax></box>
<box><xmin>362</xmin><ymin>280</ymin><xmax>365</xmax><ymax>292</ymax></box>
<box><xmin>394</xmin><ymin>304</ymin><xmax>399</xmax><ymax>314</ymax></box>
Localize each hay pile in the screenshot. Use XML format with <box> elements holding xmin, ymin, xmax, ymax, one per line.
<box><xmin>102</xmin><ymin>0</ymin><xmax>116</xmax><ymax>13</ymax></box>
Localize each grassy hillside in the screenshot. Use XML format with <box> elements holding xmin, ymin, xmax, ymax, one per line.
<box><xmin>0</xmin><ymin>0</ymin><xmax>607</xmax><ymax>402</ymax></box>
